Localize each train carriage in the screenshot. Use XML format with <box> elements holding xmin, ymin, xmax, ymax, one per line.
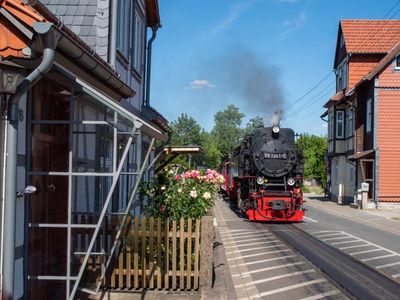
<box><xmin>222</xmin><ymin>124</ymin><xmax>305</xmax><ymax>222</ymax></box>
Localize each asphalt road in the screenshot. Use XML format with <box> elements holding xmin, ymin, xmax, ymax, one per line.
<box><xmin>299</xmin><ymin>196</ymin><xmax>400</xmax><ymax>282</ymax></box>
<box><xmin>265</xmin><ymin>223</ymin><xmax>400</xmax><ymax>299</ymax></box>
<box><xmin>215</xmin><ymin>197</ymin><xmax>349</xmax><ymax>299</ymax></box>
<box><xmin>215</xmin><ymin>195</ymin><xmax>400</xmax><ymax>299</ymax></box>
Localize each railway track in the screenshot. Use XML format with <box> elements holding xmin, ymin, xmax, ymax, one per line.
<box><xmin>262</xmin><ymin>223</ymin><xmax>400</xmax><ymax>300</ymax></box>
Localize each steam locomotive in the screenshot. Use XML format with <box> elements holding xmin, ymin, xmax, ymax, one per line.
<box><xmin>221</xmin><ymin>124</ymin><xmax>305</xmax><ymax>222</ymax></box>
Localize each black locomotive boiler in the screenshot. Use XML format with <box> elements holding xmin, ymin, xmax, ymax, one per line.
<box><xmin>221</xmin><ymin>125</ymin><xmax>305</xmax><ymax>222</ymax></box>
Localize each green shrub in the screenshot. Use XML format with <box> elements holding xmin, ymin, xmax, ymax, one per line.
<box><xmin>140</xmin><ymin>168</ymin><xmax>225</xmax><ymax>220</ymax></box>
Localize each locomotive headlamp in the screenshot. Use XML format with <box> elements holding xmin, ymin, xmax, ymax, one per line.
<box><xmin>287</xmin><ymin>178</ymin><xmax>295</xmax><ymax>186</ymax></box>
<box><xmin>256</xmin><ymin>176</ymin><xmax>264</xmax><ymax>185</ymax></box>
<box><xmin>272</xmin><ymin>125</ymin><xmax>280</xmax><ymax>134</ymax></box>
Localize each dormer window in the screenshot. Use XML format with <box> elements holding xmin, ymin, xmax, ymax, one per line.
<box><xmin>395</xmin><ymin>55</ymin><xmax>400</xmax><ymax>70</ymax></box>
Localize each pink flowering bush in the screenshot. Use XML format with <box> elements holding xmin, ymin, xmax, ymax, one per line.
<box><xmin>140</xmin><ymin>168</ymin><xmax>225</xmax><ymax>220</ymax></box>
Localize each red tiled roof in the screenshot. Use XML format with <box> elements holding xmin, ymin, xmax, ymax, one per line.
<box><xmin>341</xmin><ymin>20</ymin><xmax>400</xmax><ymax>54</ymax></box>
<box><xmin>0</xmin><ymin>0</ymin><xmax>45</xmax><ymax>58</ymax></box>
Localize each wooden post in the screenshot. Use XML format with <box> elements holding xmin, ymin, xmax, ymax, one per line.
<box><xmin>149</xmin><ymin>217</ymin><xmax>155</xmax><ymax>289</ymax></box>
<box><xmin>186</xmin><ymin>218</ymin><xmax>192</xmax><ymax>290</ymax></box>
<box><xmin>179</xmin><ymin>218</ymin><xmax>185</xmax><ymax>289</ymax></box>
<box><xmin>193</xmin><ymin>219</ymin><xmax>200</xmax><ymax>289</ymax></box>
<box><xmin>133</xmin><ymin>216</ymin><xmax>139</xmax><ymax>288</ymax></box>
<box><xmin>157</xmin><ymin>218</ymin><xmax>162</xmax><ymax>289</ymax></box>
<box><xmin>199</xmin><ymin>216</ymin><xmax>213</xmax><ymax>289</ymax></box>
<box><xmin>141</xmin><ymin>216</ymin><xmax>147</xmax><ymax>288</ymax></box>
<box><xmin>164</xmin><ymin>219</ymin><xmax>170</xmax><ymax>289</ymax></box>
<box><xmin>172</xmin><ymin>220</ymin><xmax>177</xmax><ymax>289</ymax></box>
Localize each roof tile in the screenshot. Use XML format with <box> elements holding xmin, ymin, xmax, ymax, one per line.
<box><xmin>341</xmin><ymin>20</ymin><xmax>400</xmax><ymax>54</ymax></box>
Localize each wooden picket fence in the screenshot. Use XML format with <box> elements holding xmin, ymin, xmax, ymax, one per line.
<box><xmin>104</xmin><ymin>216</ymin><xmax>213</xmax><ymax>291</ymax></box>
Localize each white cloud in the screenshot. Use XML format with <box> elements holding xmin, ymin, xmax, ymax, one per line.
<box><xmin>186</xmin><ymin>80</ymin><xmax>216</xmax><ymax>90</ymax></box>
<box><xmin>321</xmin><ymin>123</ymin><xmax>328</xmax><ymax>128</ymax></box>
<box><xmin>281</xmin><ymin>12</ymin><xmax>307</xmax><ymax>36</ymax></box>
<box><xmin>212</xmin><ymin>1</ymin><xmax>253</xmax><ymax>35</ymax></box>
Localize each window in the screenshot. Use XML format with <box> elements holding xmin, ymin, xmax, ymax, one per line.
<box><xmin>340</xmin><ymin>34</ymin><xmax>345</xmax><ymax>48</ymax></box>
<box><xmin>347</xmin><ymin>108</ymin><xmax>354</xmax><ymax>137</ymax></box>
<box><xmin>337</xmin><ymin>62</ymin><xmax>348</xmax><ymax>91</ymax></box>
<box><xmin>117</xmin><ymin>0</ymin><xmax>131</xmax><ymax>58</ymax></box>
<box><xmin>328</xmin><ymin>110</ymin><xmax>334</xmax><ymax>139</ymax></box>
<box><xmin>395</xmin><ymin>55</ymin><xmax>400</xmax><ymax>70</ymax></box>
<box><xmin>336</xmin><ymin>110</ymin><xmax>345</xmax><ymax>139</ymax></box>
<box><xmin>131</xmin><ymin>8</ymin><xmax>145</xmax><ymax>73</ymax></box>
<box><xmin>366</xmin><ymin>98</ymin><xmax>372</xmax><ymax>133</ymax></box>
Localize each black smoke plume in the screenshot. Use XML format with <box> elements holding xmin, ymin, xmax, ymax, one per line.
<box><xmin>209</xmin><ymin>47</ymin><xmax>286</xmax><ymax>125</ymax></box>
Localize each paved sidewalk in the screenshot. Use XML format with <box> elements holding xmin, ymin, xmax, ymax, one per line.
<box><xmin>304</xmin><ymin>193</ymin><xmax>400</xmax><ymax>235</ymax></box>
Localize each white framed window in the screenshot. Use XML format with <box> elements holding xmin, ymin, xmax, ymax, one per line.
<box><xmin>117</xmin><ymin>0</ymin><xmax>132</xmax><ymax>58</ymax></box>
<box><xmin>366</xmin><ymin>98</ymin><xmax>372</xmax><ymax>133</ymax></box>
<box><xmin>336</xmin><ymin>110</ymin><xmax>345</xmax><ymax>139</ymax></box>
<box><xmin>395</xmin><ymin>55</ymin><xmax>400</xmax><ymax>70</ymax></box>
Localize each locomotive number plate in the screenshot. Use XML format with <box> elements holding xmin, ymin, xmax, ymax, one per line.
<box><xmin>263</xmin><ymin>152</ymin><xmax>287</xmax><ymax>159</ymax></box>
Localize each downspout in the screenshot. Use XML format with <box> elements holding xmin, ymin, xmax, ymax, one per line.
<box><xmin>373</xmin><ymin>78</ymin><xmax>379</xmax><ymax>209</ymax></box>
<box><xmin>2</xmin><ymin>22</ymin><xmax>57</xmax><ymax>299</ymax></box>
<box><xmin>109</xmin><ymin>0</ymin><xmax>118</xmax><ymax>68</ymax></box>
<box><xmin>145</xmin><ymin>25</ymin><xmax>159</xmax><ymax>107</ymax></box>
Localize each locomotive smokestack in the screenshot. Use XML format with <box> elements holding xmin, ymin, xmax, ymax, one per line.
<box><xmin>271</xmin><ymin>110</ymin><xmax>282</xmax><ymax>126</ymax></box>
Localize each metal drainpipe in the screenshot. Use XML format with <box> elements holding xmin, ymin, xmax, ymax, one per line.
<box><xmin>109</xmin><ymin>0</ymin><xmax>118</xmax><ymax>68</ymax></box>
<box><xmin>145</xmin><ymin>25</ymin><xmax>159</xmax><ymax>107</ymax></box>
<box><xmin>2</xmin><ymin>22</ymin><xmax>57</xmax><ymax>299</ymax></box>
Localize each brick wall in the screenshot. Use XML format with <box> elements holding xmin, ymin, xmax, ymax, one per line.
<box><xmin>377</xmin><ymin>87</ymin><xmax>400</xmax><ymax>202</ymax></box>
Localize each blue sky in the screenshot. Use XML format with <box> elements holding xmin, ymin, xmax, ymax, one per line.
<box><xmin>150</xmin><ymin>0</ymin><xmax>398</xmax><ymax>136</ymax></box>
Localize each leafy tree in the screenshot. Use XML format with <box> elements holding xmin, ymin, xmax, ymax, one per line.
<box><xmin>243</xmin><ymin>116</ymin><xmax>264</xmax><ymax>136</ymax></box>
<box><xmin>168</xmin><ymin>113</ymin><xmax>203</xmax><ymax>168</ymax></box>
<box><xmin>211</xmin><ymin>105</ymin><xmax>245</xmax><ymax>159</ymax></box>
<box><xmin>296</xmin><ymin>134</ymin><xmax>327</xmax><ymax>186</ymax></box>
<box><xmin>200</xmin><ymin>131</ymin><xmax>222</xmax><ymax>169</ymax></box>
<box><xmin>170</xmin><ymin>113</ymin><xmax>202</xmax><ymax>146</ymax></box>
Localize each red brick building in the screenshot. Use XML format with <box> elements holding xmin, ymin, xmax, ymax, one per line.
<box><xmin>324</xmin><ymin>20</ymin><xmax>400</xmax><ymax>208</ymax></box>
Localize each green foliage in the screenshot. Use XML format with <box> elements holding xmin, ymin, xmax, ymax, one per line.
<box><xmin>243</xmin><ymin>116</ymin><xmax>264</xmax><ymax>136</ymax></box>
<box><xmin>140</xmin><ymin>169</ymin><xmax>225</xmax><ymax>220</ymax></box>
<box><xmin>296</xmin><ymin>133</ymin><xmax>327</xmax><ymax>186</ymax></box>
<box><xmin>211</xmin><ymin>104</ymin><xmax>245</xmax><ymax>159</ymax></box>
<box><xmin>200</xmin><ymin>131</ymin><xmax>222</xmax><ymax>169</ymax></box>
<box><xmin>170</xmin><ymin>113</ymin><xmax>202</xmax><ymax>146</ymax></box>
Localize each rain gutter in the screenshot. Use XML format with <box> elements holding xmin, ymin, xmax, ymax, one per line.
<box><xmin>29</xmin><ymin>0</ymin><xmax>134</xmax><ymax>99</ymax></box>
